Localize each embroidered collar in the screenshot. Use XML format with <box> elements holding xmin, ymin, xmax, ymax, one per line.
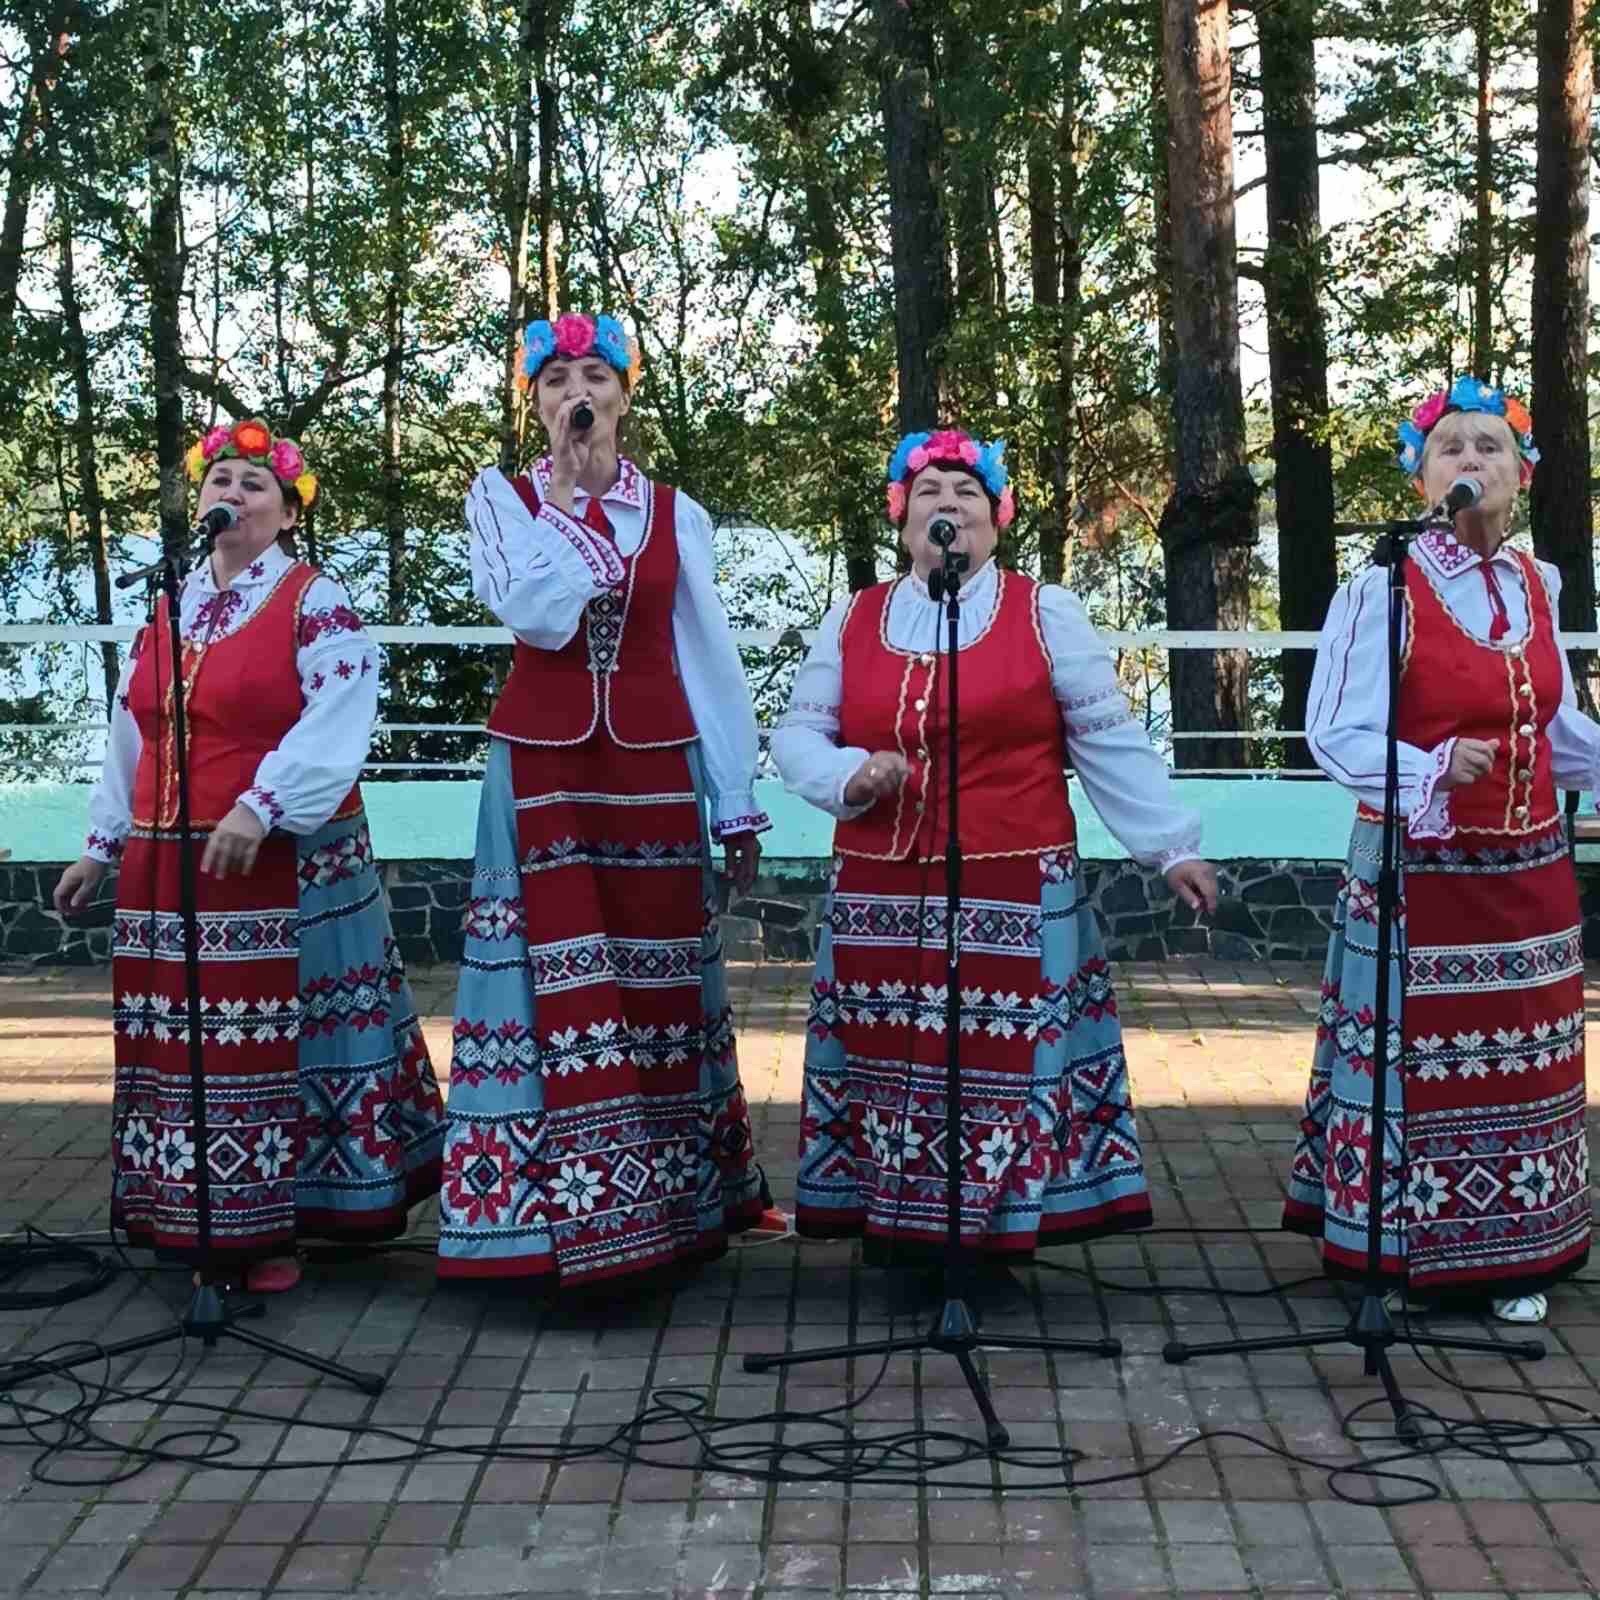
<box><xmin>1413</xmin><ymin>529</ymin><xmax>1522</xmax><ymax>581</ymax></box>
<box><xmin>192</xmin><ymin>539</ymin><xmax>293</xmax><ymax>595</ymax></box>
<box><xmin>903</xmin><ymin>555</ymin><xmax>999</xmax><ymax>601</ymax></box>
<box><xmin>532</xmin><ymin>456</ymin><xmax>646</xmax><ymax>513</ymax></box>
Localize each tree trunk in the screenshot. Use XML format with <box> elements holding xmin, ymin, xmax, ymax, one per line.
<box><xmin>1029</xmin><ymin>126</ymin><xmax>1065</xmax><ymax>581</ymax></box>
<box><xmin>874</xmin><ymin>0</ymin><xmax>951</xmax><ymax>434</ymax></box>
<box><xmin>1259</xmin><ymin>0</ymin><xmax>1334</xmax><ymax>769</ymax></box>
<box><xmin>382</xmin><ymin>0</ymin><xmax>409</xmax><ymax>757</ymax></box>
<box><xmin>1472</xmin><ymin>0</ymin><xmax>1495</xmax><ymax>376</ymax></box>
<box><xmin>1530</xmin><ymin>0</ymin><xmax>1595</xmax><ymax>707</ymax></box>
<box><xmin>1151</xmin><ymin>0</ymin><xmax>1176</xmax><ymax>437</ymax></box>
<box><xmin>534</xmin><ymin>2</ymin><xmax>561</xmax><ymax>320</ymax></box>
<box><xmin>0</xmin><ymin>8</ymin><xmax>72</xmax><ymax>356</ymax></box>
<box><xmin>144</xmin><ymin>0</ymin><xmax>186</xmax><ymax>552</ymax></box>
<box><xmin>57</xmin><ymin>185</ymin><xmax>116</xmax><ymax>713</ymax></box>
<box><xmin>953</xmin><ymin>162</ymin><xmax>996</xmax><ymax>412</ymax></box>
<box><xmin>1158</xmin><ymin>0</ymin><xmax>1256</xmax><ymax>771</ymax></box>
<box><xmin>501</xmin><ymin>0</ymin><xmax>537</xmax><ymax>472</ymax></box>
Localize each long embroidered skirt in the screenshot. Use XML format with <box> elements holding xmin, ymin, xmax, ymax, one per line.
<box><xmin>436</xmin><ymin>736</ymin><xmax>766</xmax><ymax>1285</ymax></box>
<box><xmin>111</xmin><ymin>812</ymin><xmax>446</xmax><ymax>1261</ymax></box>
<box><xmin>797</xmin><ymin>849</ymin><xmax>1152</xmax><ymax>1252</ymax></box>
<box><xmin>1284</xmin><ymin>819</ymin><xmax>1590</xmax><ymax>1297</ymax></box>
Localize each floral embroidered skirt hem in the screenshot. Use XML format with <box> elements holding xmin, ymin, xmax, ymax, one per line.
<box><xmin>436</xmin><ymin>737</ymin><xmax>767</xmax><ymax>1286</ymax></box>
<box><xmin>1283</xmin><ymin>819</ymin><xmax>1589</xmax><ymax>1299</ymax></box>
<box><xmin>796</xmin><ymin>850</ymin><xmax>1153</xmax><ymax>1253</ymax></box>
<box><xmin>110</xmin><ymin>812</ymin><xmax>447</xmax><ymax>1263</ymax></box>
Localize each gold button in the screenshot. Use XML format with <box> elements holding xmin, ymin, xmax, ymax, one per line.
<box><xmin>914</xmin><ymin>698</ymin><xmax>926</xmax><ymax>712</ymax></box>
<box><xmin>1520</xmin><ymin>685</ymin><xmax>1534</xmax><ymax>698</ymax></box>
<box><xmin>917</xmin><ymin>748</ymin><xmax>928</xmax><ymax>761</ymax></box>
<box><xmin>1518</xmin><ymin>768</ymin><xmax>1533</xmax><ymax>781</ymax></box>
<box><xmin>1516</xmin><ymin>804</ymin><xmax>1530</xmax><ymax>818</ymax></box>
<box><xmin>1519</xmin><ymin>723</ymin><xmax>1534</xmax><ymax>737</ymax></box>
<box><xmin>919</xmin><ymin>653</ymin><xmax>933</xmax><ymax>666</ymax></box>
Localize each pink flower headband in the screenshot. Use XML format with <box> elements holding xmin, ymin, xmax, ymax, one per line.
<box><xmin>1397</xmin><ymin>376</ymin><xmax>1539</xmax><ymax>489</ymax></box>
<box><xmin>185</xmin><ymin>418</ymin><xmax>319</xmax><ymax>507</ymax></box>
<box><xmin>885</xmin><ymin>427</ymin><xmax>1015</xmax><ymax>528</ymax></box>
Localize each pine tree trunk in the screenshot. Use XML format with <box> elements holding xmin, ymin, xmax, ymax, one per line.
<box><xmin>0</xmin><ymin>9</ymin><xmax>71</xmax><ymax>357</ymax></box>
<box><xmin>57</xmin><ymin>186</ymin><xmax>116</xmax><ymax>713</ymax></box>
<box><xmin>1473</xmin><ymin>2</ymin><xmax>1495</xmax><ymax>376</ymax></box>
<box><xmin>1259</xmin><ymin>0</ymin><xmax>1334</xmax><ymax>769</ymax></box>
<box><xmin>1029</xmin><ymin>127</ymin><xmax>1064</xmax><ymax>581</ymax></box>
<box><xmin>1151</xmin><ymin>0</ymin><xmax>1176</xmax><ymax>437</ymax></box>
<box><xmin>534</xmin><ymin>1</ymin><xmax>560</xmax><ymax>320</ymax></box>
<box><xmin>1158</xmin><ymin>0</ymin><xmax>1256</xmax><ymax>771</ymax></box>
<box><xmin>382</xmin><ymin>0</ymin><xmax>409</xmax><ymax>759</ymax></box>
<box><xmin>501</xmin><ymin>0</ymin><xmax>537</xmax><ymax>472</ymax></box>
<box><xmin>874</xmin><ymin>0</ymin><xmax>951</xmax><ymax>434</ymax></box>
<box><xmin>144</xmin><ymin>0</ymin><xmax>186</xmax><ymax>552</ymax></box>
<box><xmin>1530</xmin><ymin>0</ymin><xmax>1595</xmax><ymax>705</ymax></box>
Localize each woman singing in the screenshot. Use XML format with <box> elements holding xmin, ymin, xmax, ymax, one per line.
<box><xmin>1286</xmin><ymin>377</ymin><xmax>1596</xmax><ymax>1323</ymax></box>
<box><xmin>772</xmin><ymin>427</ymin><xmax>1217</xmax><ymax>1257</ymax></box>
<box><xmin>439</xmin><ymin>312</ymin><xmax>770</xmax><ymax>1288</ymax></box>
<box><xmin>55</xmin><ymin>420</ymin><xmax>447</xmax><ymax>1292</ymax></box>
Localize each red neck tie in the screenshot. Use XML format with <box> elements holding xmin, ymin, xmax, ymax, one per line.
<box><xmin>582</xmin><ymin>494</ymin><xmax>614</xmax><ymax>543</ymax></box>
<box><xmin>1481</xmin><ymin>563</ymin><xmax>1510</xmax><ymax>642</ymax></box>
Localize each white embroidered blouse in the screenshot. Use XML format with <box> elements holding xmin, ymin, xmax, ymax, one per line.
<box><xmin>82</xmin><ymin>542</ymin><xmax>379</xmax><ymax>862</ymax></box>
<box><xmin>1306</xmin><ymin>529</ymin><xmax>1600</xmax><ymax>838</ymax></box>
<box><xmin>465</xmin><ymin>456</ymin><xmax>769</xmax><ymax>839</ymax></box>
<box><xmin>770</xmin><ymin>559</ymin><xmax>1203</xmax><ymax>871</ymax></box>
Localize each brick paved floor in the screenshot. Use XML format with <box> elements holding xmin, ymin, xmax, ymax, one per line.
<box><xmin>0</xmin><ymin>958</ymin><xmax>1598</xmax><ymax>1598</ymax></box>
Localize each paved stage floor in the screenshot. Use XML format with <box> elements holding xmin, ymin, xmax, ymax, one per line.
<box><xmin>0</xmin><ymin>957</ymin><xmax>1598</xmax><ymax>1599</ymax></box>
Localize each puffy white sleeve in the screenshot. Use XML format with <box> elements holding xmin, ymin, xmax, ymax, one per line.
<box><xmin>465</xmin><ymin>465</ymin><xmax>624</xmax><ymax>648</ymax></box>
<box><xmin>770</xmin><ymin>596</ymin><xmax>873</xmax><ymax>820</ymax></box>
<box><xmin>1304</xmin><ymin>567</ymin><xmax>1454</xmax><ymax>829</ymax></box>
<box><xmin>672</xmin><ymin>494</ymin><xmax>770</xmax><ymax>838</ymax></box>
<box><xmin>82</xmin><ymin>633</ymin><xmax>147</xmax><ymax>863</ymax></box>
<box><xmin>235</xmin><ymin>576</ymin><xmax>379</xmax><ymax>837</ymax></box>
<box><xmin>1532</xmin><ymin>560</ymin><xmax>1600</xmax><ymax>793</ymax></box>
<box><xmin>1039</xmin><ymin>585</ymin><xmax>1203</xmax><ymax>869</ymax></box>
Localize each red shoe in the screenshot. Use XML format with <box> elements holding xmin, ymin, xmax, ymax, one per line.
<box><xmin>748</xmin><ymin>1207</ymin><xmax>792</xmax><ymax>1236</ymax></box>
<box><xmin>245</xmin><ymin>1256</ymin><xmax>303</xmax><ymax>1293</ymax></box>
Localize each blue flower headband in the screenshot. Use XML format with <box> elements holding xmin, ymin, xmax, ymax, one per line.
<box><xmin>885</xmin><ymin>428</ymin><xmax>1014</xmax><ymax>527</ymax></box>
<box><xmin>1396</xmin><ymin>375</ymin><xmax>1539</xmax><ymax>483</ymax></box>
<box><xmin>515</xmin><ymin>312</ymin><xmax>642</xmax><ymax>390</ymax></box>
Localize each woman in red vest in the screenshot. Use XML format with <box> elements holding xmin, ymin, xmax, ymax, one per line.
<box><xmin>441</xmin><ymin>312</ymin><xmax>770</xmax><ymax>1287</ymax></box>
<box><xmin>772</xmin><ymin>428</ymin><xmax>1217</xmax><ymax>1256</ymax></box>
<box><xmin>53</xmin><ymin>420</ymin><xmax>446</xmax><ymax>1293</ymax></box>
<box><xmin>1287</xmin><ymin>379</ymin><xmax>1596</xmax><ymax>1324</ymax></box>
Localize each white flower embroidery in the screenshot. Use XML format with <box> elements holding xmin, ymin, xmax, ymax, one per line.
<box><xmin>1508</xmin><ymin>1154</ymin><xmax>1556</xmax><ymax>1210</ymax></box>
<box><xmin>119</xmin><ymin>1117</ymin><xmax>155</xmax><ymax>1170</ymax></box>
<box><xmin>154</xmin><ymin>1127</ymin><xmax>195</xmax><ymax>1181</ymax></box>
<box><xmin>253</xmin><ymin>1124</ymin><xmax>294</xmax><ymax>1180</ymax></box>
<box><xmin>975</xmin><ymin>1126</ymin><xmax>1016</xmax><ymax>1182</ymax></box>
<box><xmin>550</xmin><ymin>1160</ymin><xmax>605</xmax><ymax>1216</ymax></box>
<box><xmin>1406</xmin><ymin>1163</ymin><xmax>1449</xmax><ymax>1221</ymax></box>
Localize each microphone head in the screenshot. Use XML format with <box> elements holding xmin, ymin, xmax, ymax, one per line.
<box><xmin>927</xmin><ymin>517</ymin><xmax>958</xmax><ymax>548</ymax></box>
<box><xmin>572</xmin><ymin>401</ymin><xmax>595</xmax><ymax>431</ymax></box>
<box><xmin>214</xmin><ymin>502</ymin><xmax>239</xmax><ymax>528</ymax></box>
<box><xmin>1449</xmin><ymin>475</ymin><xmax>1483</xmax><ymax>510</ymax></box>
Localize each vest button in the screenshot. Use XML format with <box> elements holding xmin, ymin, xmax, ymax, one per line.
<box><xmin>1520</xmin><ymin>684</ymin><xmax>1534</xmax><ymax>698</ymax></box>
<box><xmin>914</xmin><ymin>698</ymin><xmax>927</xmax><ymax>712</ymax></box>
<box><xmin>1515</xmin><ymin>804</ymin><xmax>1530</xmax><ymax>818</ymax></box>
<box><xmin>1518</xmin><ymin>768</ymin><xmax>1533</xmax><ymax>781</ymax></box>
<box><xmin>917</xmin><ymin>748</ymin><xmax>928</xmax><ymax>761</ymax></box>
<box><xmin>1518</xmin><ymin>723</ymin><xmax>1534</xmax><ymax>736</ymax></box>
<box><xmin>919</xmin><ymin>653</ymin><xmax>933</xmax><ymax>666</ymax></box>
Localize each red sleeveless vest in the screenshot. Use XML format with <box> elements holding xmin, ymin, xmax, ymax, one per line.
<box><xmin>485</xmin><ymin>475</ymin><xmax>698</xmax><ymax>748</ymax></box>
<box><xmin>1358</xmin><ymin>549</ymin><xmax>1563</xmax><ymax>838</ymax></box>
<box><xmin>833</xmin><ymin>570</ymin><xmax>1077</xmax><ymax>863</ymax></box>
<box><xmin>128</xmin><ymin>562</ymin><xmax>362</xmax><ymax>831</ymax></box>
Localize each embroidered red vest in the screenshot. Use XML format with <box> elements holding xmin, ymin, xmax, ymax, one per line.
<box><xmin>1358</xmin><ymin>550</ymin><xmax>1562</xmax><ymax>838</ymax></box>
<box><xmin>833</xmin><ymin>570</ymin><xmax>1077</xmax><ymax>862</ymax></box>
<box><xmin>129</xmin><ymin>563</ymin><xmax>362</xmax><ymax>831</ymax></box>
<box><xmin>485</xmin><ymin>475</ymin><xmax>698</xmax><ymax>748</ymax></box>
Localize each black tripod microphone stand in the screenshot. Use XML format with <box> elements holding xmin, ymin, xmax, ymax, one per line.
<box><xmin>9</xmin><ymin>533</ymin><xmax>382</xmax><ymax>1396</ymax></box>
<box><xmin>743</xmin><ymin>529</ymin><xmax>1120</xmax><ymax>1449</ymax></box>
<box><xmin>1162</xmin><ymin>513</ymin><xmax>1541</xmax><ymax>1440</ymax></box>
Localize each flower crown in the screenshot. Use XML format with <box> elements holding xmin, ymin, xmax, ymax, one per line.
<box><xmin>185</xmin><ymin>418</ymin><xmax>319</xmax><ymax>508</ymax></box>
<box><xmin>885</xmin><ymin>428</ymin><xmax>1015</xmax><ymax>528</ymax></box>
<box><xmin>1396</xmin><ymin>375</ymin><xmax>1539</xmax><ymax>487</ymax></box>
<box><xmin>515</xmin><ymin>312</ymin><xmax>643</xmax><ymax>391</ymax></box>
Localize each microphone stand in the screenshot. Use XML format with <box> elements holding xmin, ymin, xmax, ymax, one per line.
<box><xmin>743</xmin><ymin>534</ymin><xmax>1120</xmax><ymax>1450</ymax></box>
<box><xmin>1162</xmin><ymin>510</ymin><xmax>1542</xmax><ymax>1439</ymax></box>
<box><xmin>12</xmin><ymin>531</ymin><xmax>382</xmax><ymax>1397</ymax></box>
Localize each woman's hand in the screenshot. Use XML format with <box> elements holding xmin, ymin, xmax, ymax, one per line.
<box><xmin>53</xmin><ymin>856</ymin><xmax>108</xmax><ymax>916</ymax></box>
<box><xmin>1437</xmin><ymin>737</ymin><xmax>1498</xmax><ymax>790</ymax></box>
<box><xmin>722</xmin><ymin>831</ymin><xmax>762</xmax><ymax>897</ymax></box>
<box><xmin>843</xmin><ymin>751</ymin><xmax>910</xmax><ymax>808</ymax></box>
<box><xmin>1166</xmin><ymin>859</ymin><xmax>1219</xmax><ymax>915</ymax></box>
<box><xmin>201</xmin><ymin>803</ymin><xmax>268</xmax><ymax>879</ymax></box>
<box><xmin>546</xmin><ymin>393</ymin><xmax>598</xmax><ymax>512</ymax></box>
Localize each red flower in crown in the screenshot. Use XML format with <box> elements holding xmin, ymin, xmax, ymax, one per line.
<box><xmin>553</xmin><ymin>313</ymin><xmax>596</xmax><ymax>359</ymax></box>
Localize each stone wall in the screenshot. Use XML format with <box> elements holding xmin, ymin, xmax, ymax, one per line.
<box><xmin>10</xmin><ymin>854</ymin><xmax>1600</xmax><ymax>969</ymax></box>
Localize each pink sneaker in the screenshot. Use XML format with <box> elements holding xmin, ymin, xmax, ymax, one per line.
<box><xmin>245</xmin><ymin>1256</ymin><xmax>303</xmax><ymax>1294</ymax></box>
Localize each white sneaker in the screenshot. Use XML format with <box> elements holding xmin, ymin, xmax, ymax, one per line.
<box><xmin>1491</xmin><ymin>1292</ymin><xmax>1547</xmax><ymax>1324</ymax></box>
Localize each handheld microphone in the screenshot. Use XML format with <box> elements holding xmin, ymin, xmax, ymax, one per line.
<box><xmin>927</xmin><ymin>516</ymin><xmax>958</xmax><ymax>548</ymax></box>
<box><xmin>1428</xmin><ymin>476</ymin><xmax>1482</xmax><ymax>522</ymax></box>
<box><xmin>572</xmin><ymin>401</ymin><xmax>595</xmax><ymax>431</ymax></box>
<box><xmin>192</xmin><ymin>503</ymin><xmax>239</xmax><ymax>540</ymax></box>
